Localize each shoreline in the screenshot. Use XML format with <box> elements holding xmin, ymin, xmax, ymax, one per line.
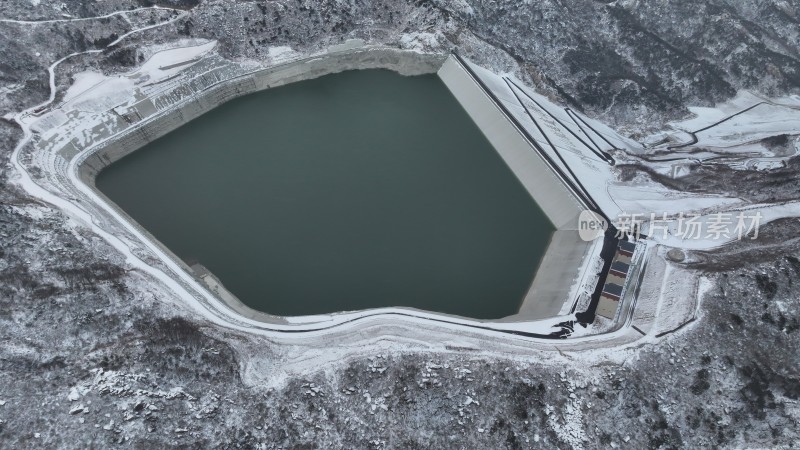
<box><xmin>78</xmin><ymin>45</ymin><xmax>446</xmax><ymax>180</ymax></box>
<box><xmin>11</xmin><ymin>41</ymin><xmax>669</xmax><ymax>344</ymax></box>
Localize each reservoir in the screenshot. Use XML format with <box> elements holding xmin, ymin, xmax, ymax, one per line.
<box><xmin>96</xmin><ymin>69</ymin><xmax>554</xmax><ymax>319</ymax></box>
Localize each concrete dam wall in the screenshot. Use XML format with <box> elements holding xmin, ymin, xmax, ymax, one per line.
<box><xmin>58</xmin><ymin>46</ymin><xmax>598</xmax><ymax>325</ymax></box>
<box><xmin>437</xmin><ymin>55</ymin><xmax>594</xmax><ymax>320</ymax></box>
<box><xmin>437</xmin><ymin>56</ymin><xmax>586</xmax><ymax>231</ymax></box>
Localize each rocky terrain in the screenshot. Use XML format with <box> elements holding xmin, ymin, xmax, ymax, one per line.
<box><xmin>1</xmin><ymin>0</ymin><xmax>799</xmax><ymax>448</ymax></box>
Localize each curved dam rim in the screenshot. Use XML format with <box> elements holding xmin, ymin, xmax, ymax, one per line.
<box><xmin>93</xmin><ymin>68</ymin><xmax>556</xmax><ymax>320</ymax></box>
<box><xmin>54</xmin><ymin>45</ymin><xmax>594</xmax><ymax>338</ymax></box>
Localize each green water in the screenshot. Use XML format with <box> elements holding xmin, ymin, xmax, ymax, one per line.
<box><xmin>96</xmin><ymin>70</ymin><xmax>554</xmax><ymax>319</ymax></box>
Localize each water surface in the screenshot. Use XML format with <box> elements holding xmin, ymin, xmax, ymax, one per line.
<box><xmin>96</xmin><ymin>70</ymin><xmax>554</xmax><ymax>319</ymax></box>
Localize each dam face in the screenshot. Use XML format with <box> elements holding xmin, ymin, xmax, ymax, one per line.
<box><xmin>95</xmin><ymin>69</ymin><xmax>555</xmax><ymax>319</ymax></box>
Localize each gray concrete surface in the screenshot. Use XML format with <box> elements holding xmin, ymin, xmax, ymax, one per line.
<box><xmin>437</xmin><ymin>56</ymin><xmax>585</xmax><ymax>230</ymax></box>
<box><xmin>438</xmin><ymin>55</ymin><xmax>592</xmax><ymax>320</ymax></box>
<box><xmin>79</xmin><ymin>47</ymin><xmax>445</xmax><ymax>180</ymax></box>
<box><xmin>42</xmin><ymin>49</ymin><xmax>617</xmax><ymax>327</ymax></box>
<box><xmin>513</xmin><ymin>230</ymin><xmax>592</xmax><ymax>320</ymax></box>
<box><xmin>69</xmin><ymin>47</ymin><xmax>449</xmax><ymax>327</ymax></box>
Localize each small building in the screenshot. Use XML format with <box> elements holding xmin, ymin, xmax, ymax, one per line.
<box><xmin>596</xmin><ymin>294</ymin><xmax>619</xmax><ymax>319</ymax></box>
<box><xmin>602</xmin><ymin>283</ymin><xmax>623</xmax><ymax>298</ymax></box>
<box><xmin>596</xmin><ymin>240</ymin><xmax>639</xmax><ymax>320</ymax></box>
<box><xmin>609</xmin><ymin>261</ymin><xmax>629</xmax><ymax>277</ymax></box>
<box><xmin>619</xmin><ymin>240</ymin><xmax>636</xmax><ymax>253</ymax></box>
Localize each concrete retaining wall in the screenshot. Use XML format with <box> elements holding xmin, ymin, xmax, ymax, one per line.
<box><xmin>437</xmin><ymin>56</ymin><xmax>584</xmax><ymax>230</ymax></box>
<box><xmin>438</xmin><ymin>55</ymin><xmax>594</xmax><ymax>318</ymax></box>
<box><xmin>513</xmin><ymin>230</ymin><xmax>592</xmax><ymax>320</ymax></box>
<box><xmin>79</xmin><ymin>47</ymin><xmax>445</xmax><ymax>183</ymax></box>
<box><xmin>73</xmin><ymin>47</ymin><xmax>446</xmax><ymax>325</ymax></box>
<box><xmin>73</xmin><ymin>48</ymin><xmax>591</xmax><ymax>323</ymax></box>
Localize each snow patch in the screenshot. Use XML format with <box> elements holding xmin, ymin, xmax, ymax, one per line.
<box><xmin>267</xmin><ymin>46</ymin><xmax>297</xmax><ymax>63</ymax></box>
<box><xmin>399</xmin><ymin>32</ymin><xmax>445</xmax><ymax>52</ymax></box>
<box><xmin>63</xmin><ymin>72</ymin><xmax>108</xmax><ymax>103</ymax></box>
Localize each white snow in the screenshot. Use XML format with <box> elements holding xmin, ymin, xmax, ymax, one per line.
<box><xmin>67</xmin><ymin>387</ymin><xmax>81</xmax><ymax>402</ymax></box>
<box><xmin>399</xmin><ymin>32</ymin><xmax>445</xmax><ymax>52</ymax></box>
<box><xmin>462</xmin><ymin>59</ymin><xmax>743</xmax><ymax>222</ymax></box>
<box><xmin>136</xmin><ymin>40</ymin><xmax>216</xmax><ymax>82</ymax></box>
<box><xmin>10</xmin><ymin>40</ymin><xmax>798</xmax><ymax>370</ymax></box>
<box><xmin>62</xmin><ymin>71</ymin><xmax>108</xmax><ymax>103</ymax></box>
<box><xmin>266</xmin><ymin>46</ymin><xmax>297</xmax><ymax>62</ymax></box>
